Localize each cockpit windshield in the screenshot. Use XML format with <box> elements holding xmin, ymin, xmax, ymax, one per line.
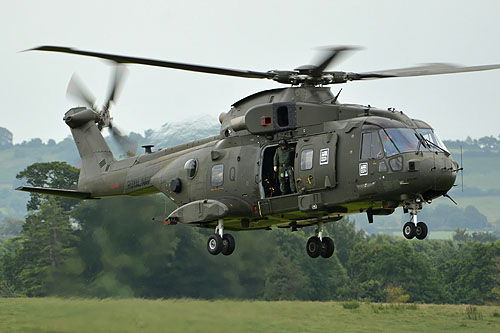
<box><xmin>379</xmin><ymin>128</ymin><xmax>420</xmax><ymax>156</ymax></box>
<box><xmin>416</xmin><ymin>128</ymin><xmax>449</xmax><ymax>153</ymax></box>
<box><xmin>378</xmin><ymin>128</ymin><xmax>449</xmax><ymax>156</ymax></box>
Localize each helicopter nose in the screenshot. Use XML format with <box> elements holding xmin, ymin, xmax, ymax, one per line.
<box><xmin>407</xmin><ymin>154</ymin><xmax>457</xmax><ymax>199</ymax></box>
<box><xmin>429</xmin><ymin>155</ymin><xmax>457</xmax><ymax>193</ymax></box>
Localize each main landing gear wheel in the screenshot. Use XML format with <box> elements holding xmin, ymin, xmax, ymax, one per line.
<box><xmin>306</xmin><ymin>236</ymin><xmax>322</xmax><ymax>258</ymax></box>
<box><xmin>207</xmin><ymin>234</ymin><xmax>223</xmax><ymax>255</ymax></box>
<box><xmin>221</xmin><ymin>234</ymin><xmax>235</xmax><ymax>256</ymax></box>
<box><xmin>403</xmin><ymin>222</ymin><xmax>416</xmax><ymax>239</ymax></box>
<box><xmin>415</xmin><ymin>222</ymin><xmax>428</xmax><ymax>240</ymax></box>
<box><xmin>320</xmin><ymin>237</ymin><xmax>335</xmax><ymax>258</ymax></box>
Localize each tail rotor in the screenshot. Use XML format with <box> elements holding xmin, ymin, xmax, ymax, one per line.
<box><xmin>66</xmin><ymin>65</ymin><xmax>137</xmax><ymax>156</ymax></box>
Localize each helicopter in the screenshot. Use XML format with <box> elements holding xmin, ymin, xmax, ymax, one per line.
<box><xmin>17</xmin><ymin>45</ymin><xmax>500</xmax><ymax>258</ymax></box>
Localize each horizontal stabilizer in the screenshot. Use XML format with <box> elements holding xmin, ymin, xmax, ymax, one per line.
<box><xmin>15</xmin><ymin>186</ymin><xmax>97</xmax><ymax>200</ymax></box>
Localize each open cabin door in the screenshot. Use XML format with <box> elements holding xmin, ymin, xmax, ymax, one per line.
<box><xmin>295</xmin><ymin>132</ymin><xmax>338</xmax><ymax>193</ymax></box>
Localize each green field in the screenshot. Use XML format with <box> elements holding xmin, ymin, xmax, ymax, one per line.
<box><xmin>1</xmin><ymin>298</ymin><xmax>499</xmax><ymax>332</ymax></box>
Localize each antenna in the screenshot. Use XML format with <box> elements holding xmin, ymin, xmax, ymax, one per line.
<box><xmin>460</xmin><ymin>145</ymin><xmax>464</xmax><ymax>192</ymax></box>
<box><xmin>332</xmin><ymin>88</ymin><xmax>343</xmax><ymax>103</ymax></box>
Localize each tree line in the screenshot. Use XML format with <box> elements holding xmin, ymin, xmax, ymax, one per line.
<box><xmin>1</xmin><ymin>162</ymin><xmax>499</xmax><ymax>304</ymax></box>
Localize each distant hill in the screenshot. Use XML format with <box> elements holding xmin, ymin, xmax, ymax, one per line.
<box><xmin>1</xmin><ymin>123</ymin><xmax>499</xmax><ymax>237</ymax></box>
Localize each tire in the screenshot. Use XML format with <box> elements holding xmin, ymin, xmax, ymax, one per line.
<box><xmin>403</xmin><ymin>222</ymin><xmax>416</xmax><ymax>239</ymax></box>
<box><xmin>221</xmin><ymin>234</ymin><xmax>236</xmax><ymax>256</ymax></box>
<box><xmin>207</xmin><ymin>234</ymin><xmax>222</xmax><ymax>255</ymax></box>
<box><xmin>415</xmin><ymin>222</ymin><xmax>428</xmax><ymax>240</ymax></box>
<box><xmin>306</xmin><ymin>237</ymin><xmax>322</xmax><ymax>258</ymax></box>
<box><xmin>320</xmin><ymin>237</ymin><xmax>335</xmax><ymax>258</ymax></box>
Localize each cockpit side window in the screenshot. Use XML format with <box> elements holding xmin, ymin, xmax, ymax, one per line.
<box><xmin>360</xmin><ymin>132</ymin><xmax>383</xmax><ymax>160</ymax></box>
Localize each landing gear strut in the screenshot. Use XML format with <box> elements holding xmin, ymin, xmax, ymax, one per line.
<box><xmin>306</xmin><ymin>222</ymin><xmax>335</xmax><ymax>258</ymax></box>
<box><xmin>403</xmin><ymin>200</ymin><xmax>428</xmax><ymax>240</ymax></box>
<box><xmin>207</xmin><ymin>219</ymin><xmax>236</xmax><ymax>255</ymax></box>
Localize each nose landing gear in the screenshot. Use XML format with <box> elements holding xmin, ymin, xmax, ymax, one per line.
<box><xmin>403</xmin><ymin>200</ymin><xmax>428</xmax><ymax>240</ymax></box>
<box><xmin>306</xmin><ymin>222</ymin><xmax>335</xmax><ymax>258</ymax></box>
<box><xmin>207</xmin><ymin>219</ymin><xmax>236</xmax><ymax>255</ymax></box>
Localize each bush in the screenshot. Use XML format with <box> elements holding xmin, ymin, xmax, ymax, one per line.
<box><xmin>385</xmin><ymin>285</ymin><xmax>410</xmax><ymax>303</ymax></box>
<box><xmin>342</xmin><ymin>301</ymin><xmax>360</xmax><ymax>310</ymax></box>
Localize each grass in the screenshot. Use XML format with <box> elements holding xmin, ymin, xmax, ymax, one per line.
<box><xmin>370</xmin><ymin>303</ymin><xmax>418</xmax><ymax>313</ymax></box>
<box><xmin>1</xmin><ymin>298</ymin><xmax>500</xmax><ymax>332</ymax></box>
<box><xmin>466</xmin><ymin>305</ymin><xmax>483</xmax><ymax>320</ymax></box>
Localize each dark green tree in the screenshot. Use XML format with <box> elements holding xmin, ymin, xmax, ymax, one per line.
<box><xmin>16</xmin><ymin>161</ymin><xmax>79</xmax><ymax>211</ymax></box>
<box><xmin>347</xmin><ymin>241</ymin><xmax>447</xmax><ymax>303</ymax></box>
<box><xmin>71</xmin><ymin>195</ymin><xmax>275</xmax><ymax>299</ymax></box>
<box><xmin>263</xmin><ymin>251</ymin><xmax>310</xmax><ymax>300</ymax></box>
<box><xmin>0</xmin><ymin>240</ymin><xmax>23</xmax><ymax>297</ymax></box>
<box><xmin>5</xmin><ymin>162</ymin><xmax>84</xmax><ymax>296</ymax></box>
<box><xmin>15</xmin><ymin>197</ymin><xmax>82</xmax><ymax>296</ymax></box>
<box><xmin>326</xmin><ymin>217</ymin><xmax>367</xmax><ymax>266</ymax></box>
<box><xmin>441</xmin><ymin>241</ymin><xmax>500</xmax><ymax>304</ymax></box>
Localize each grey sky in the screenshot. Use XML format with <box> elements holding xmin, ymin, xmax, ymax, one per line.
<box><xmin>2</xmin><ymin>0</ymin><xmax>500</xmax><ymax>143</ymax></box>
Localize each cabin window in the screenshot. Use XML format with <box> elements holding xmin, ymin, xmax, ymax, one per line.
<box><xmin>211</xmin><ymin>164</ymin><xmax>224</xmax><ymax>187</ymax></box>
<box><xmin>301</xmin><ymin>149</ymin><xmax>314</xmax><ymax>170</ymax></box>
<box><xmin>379</xmin><ymin>161</ymin><xmax>388</xmax><ymax>173</ymax></box>
<box><xmin>389</xmin><ymin>156</ymin><xmax>403</xmax><ymax>171</ymax></box>
<box><xmin>184</xmin><ymin>159</ymin><xmax>198</xmax><ymax>178</ymax></box>
<box><xmin>277</xmin><ymin>106</ymin><xmax>289</xmax><ymax>127</ymax></box>
<box><xmin>361</xmin><ymin>132</ymin><xmax>383</xmax><ymax>160</ymax></box>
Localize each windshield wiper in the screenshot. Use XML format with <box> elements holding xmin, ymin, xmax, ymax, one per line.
<box><xmin>421</xmin><ymin>136</ymin><xmax>449</xmax><ymax>155</ymax></box>
<box><xmin>414</xmin><ymin>132</ymin><xmax>428</xmax><ymax>155</ymax></box>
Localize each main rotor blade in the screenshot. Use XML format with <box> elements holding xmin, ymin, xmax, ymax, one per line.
<box><xmin>66</xmin><ymin>73</ymin><xmax>96</xmax><ymax>109</ymax></box>
<box><xmin>310</xmin><ymin>46</ymin><xmax>359</xmax><ymax>76</ymax></box>
<box><xmin>103</xmin><ymin>65</ymin><xmax>127</xmax><ymax>112</ymax></box>
<box><xmin>29</xmin><ymin>46</ymin><xmax>273</xmax><ymax>80</ymax></box>
<box><xmin>353</xmin><ymin>63</ymin><xmax>500</xmax><ymax>80</ymax></box>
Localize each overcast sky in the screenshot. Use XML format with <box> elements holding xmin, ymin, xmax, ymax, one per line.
<box><xmin>2</xmin><ymin>0</ymin><xmax>500</xmax><ymax>143</ymax></box>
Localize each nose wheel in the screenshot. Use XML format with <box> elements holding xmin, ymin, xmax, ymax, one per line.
<box><xmin>403</xmin><ymin>203</ymin><xmax>428</xmax><ymax>240</ymax></box>
<box><xmin>415</xmin><ymin>222</ymin><xmax>428</xmax><ymax>240</ymax></box>
<box><xmin>207</xmin><ymin>219</ymin><xmax>236</xmax><ymax>255</ymax></box>
<box><xmin>306</xmin><ymin>222</ymin><xmax>335</xmax><ymax>258</ymax></box>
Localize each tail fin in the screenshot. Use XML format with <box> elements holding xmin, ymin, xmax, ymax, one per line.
<box><xmin>64</xmin><ymin>107</ymin><xmax>115</xmax><ymax>185</ymax></box>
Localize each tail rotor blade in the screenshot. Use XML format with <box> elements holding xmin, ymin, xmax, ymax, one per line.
<box><xmin>103</xmin><ymin>65</ymin><xmax>127</xmax><ymax>112</ymax></box>
<box><xmin>109</xmin><ymin>123</ymin><xmax>137</xmax><ymax>156</ymax></box>
<box><xmin>66</xmin><ymin>73</ymin><xmax>96</xmax><ymax>109</ymax></box>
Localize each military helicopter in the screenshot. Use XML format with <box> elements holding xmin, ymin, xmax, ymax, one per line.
<box><xmin>17</xmin><ymin>45</ymin><xmax>500</xmax><ymax>258</ymax></box>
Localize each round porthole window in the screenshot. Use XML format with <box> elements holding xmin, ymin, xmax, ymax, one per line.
<box><xmin>184</xmin><ymin>159</ymin><xmax>198</xmax><ymax>178</ymax></box>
